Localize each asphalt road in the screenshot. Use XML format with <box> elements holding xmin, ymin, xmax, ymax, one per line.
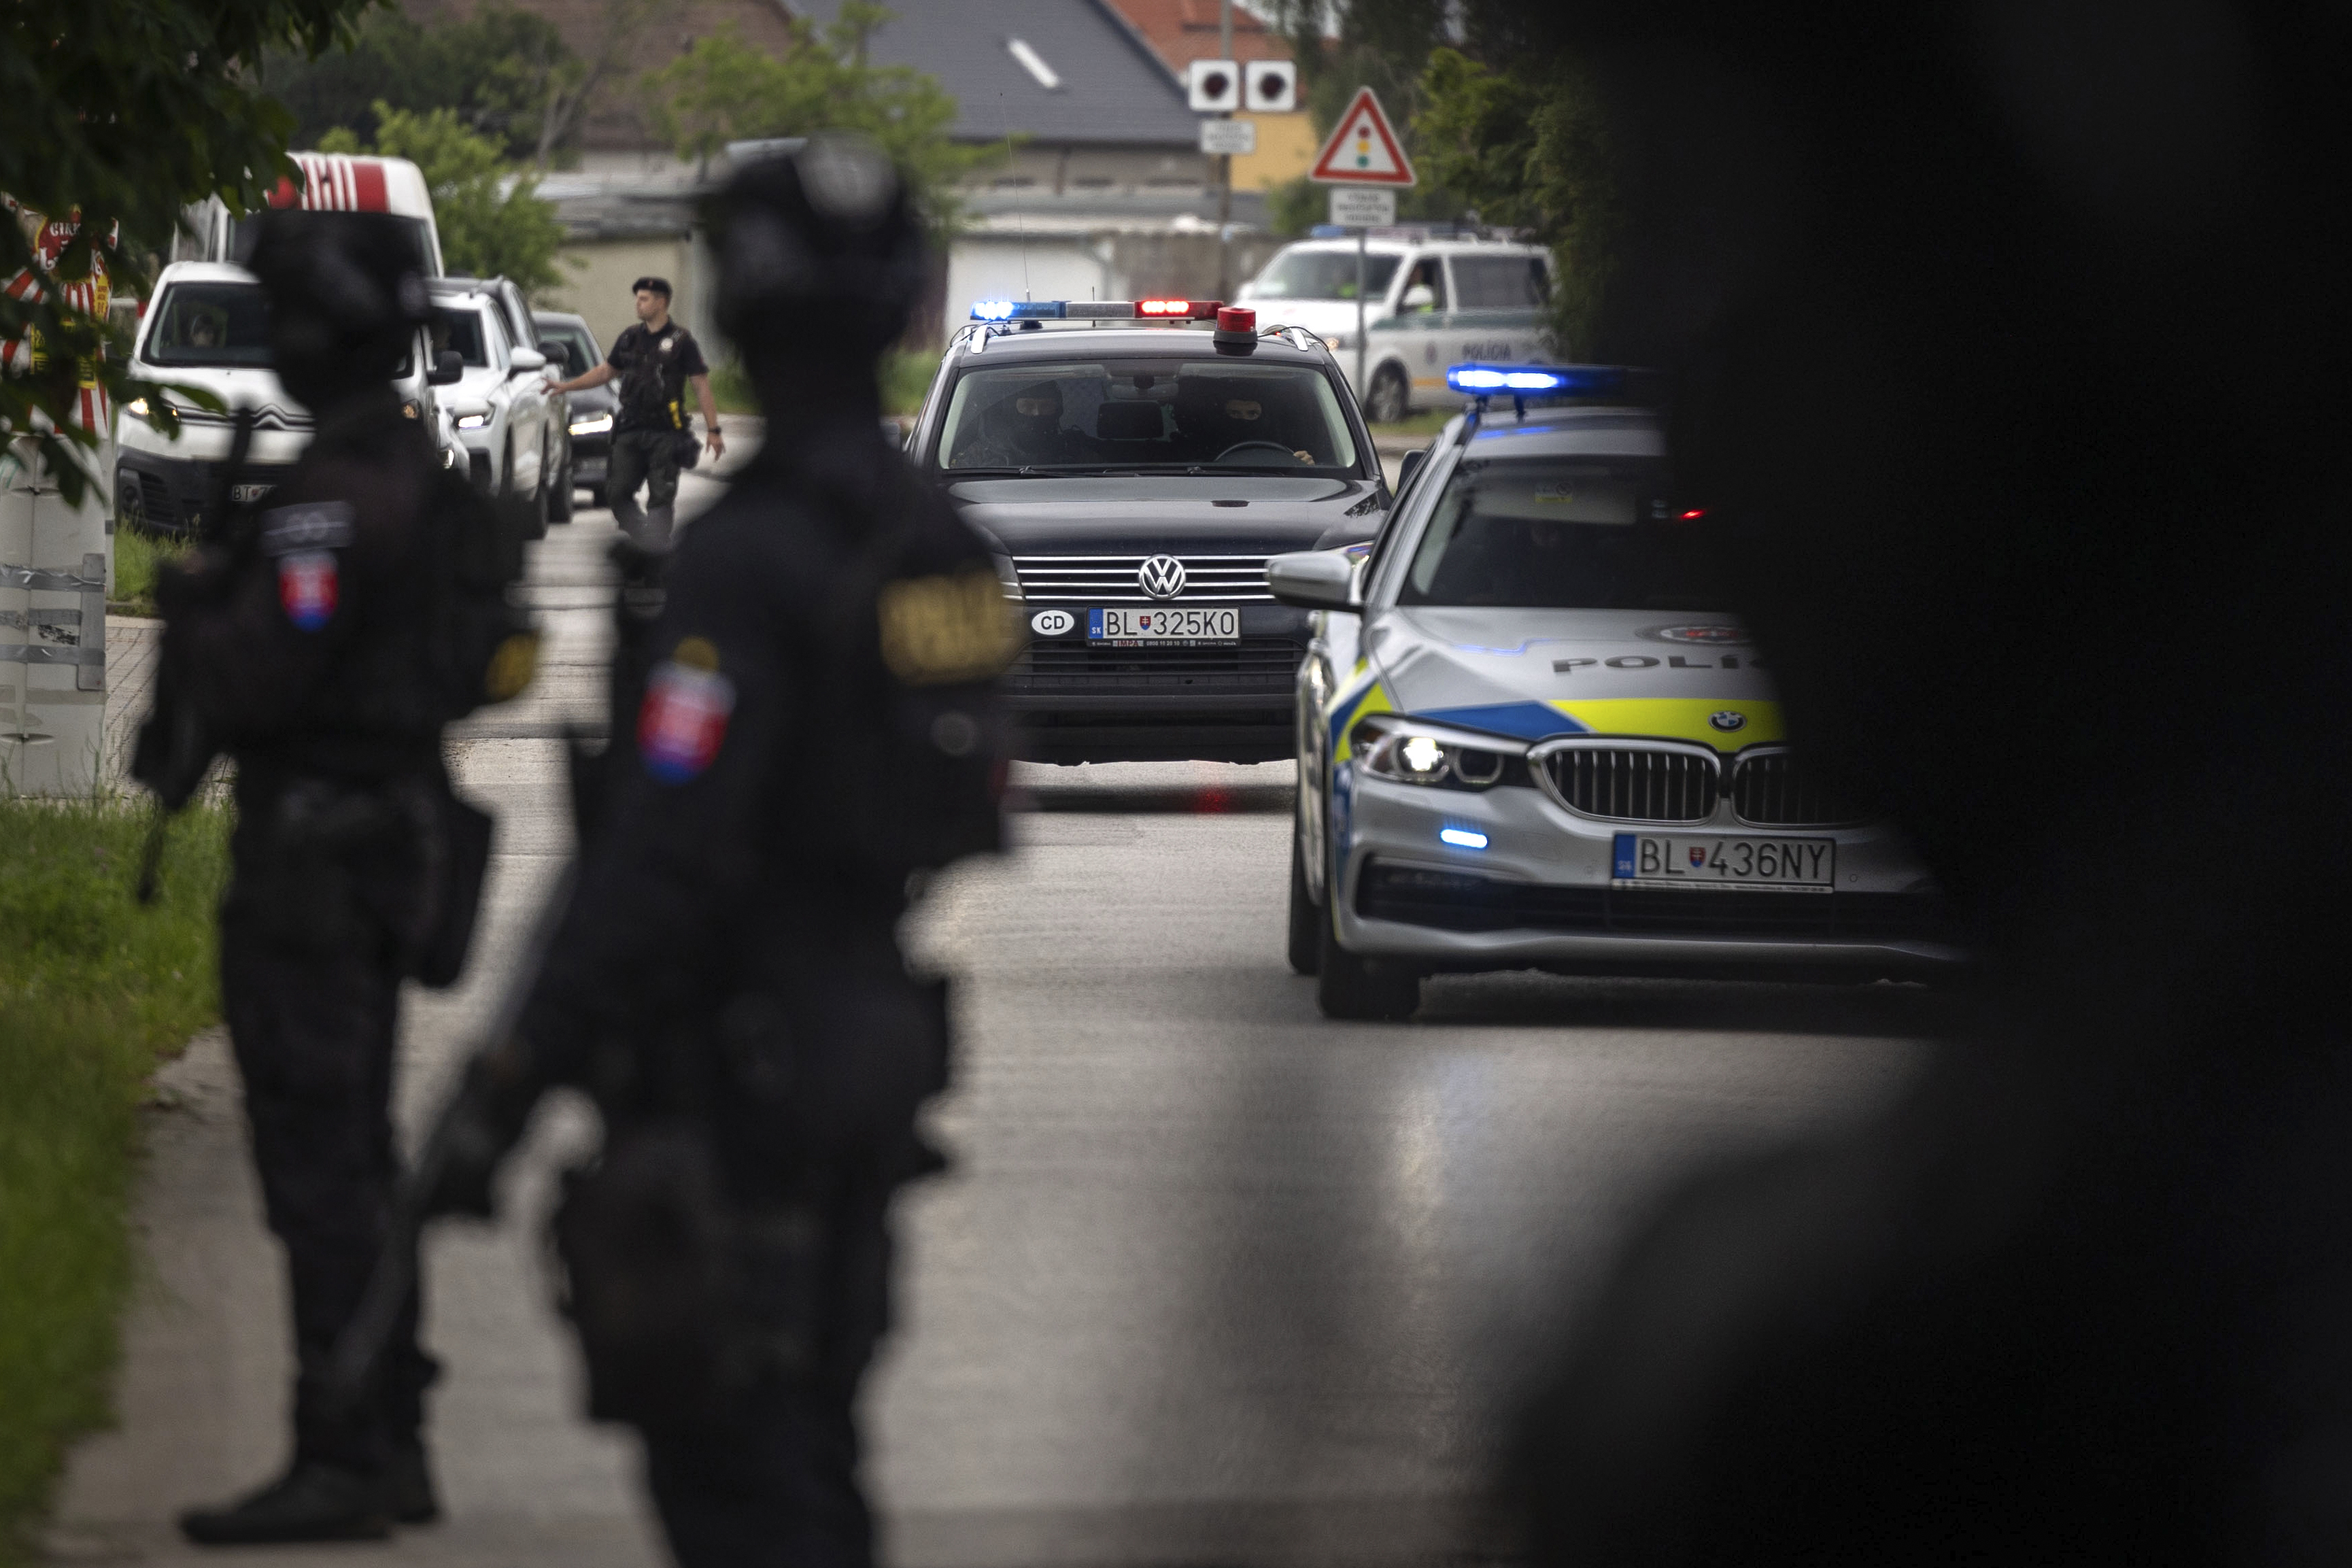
<box><xmin>52</xmin><ymin>448</ymin><xmax>1943</xmax><ymax>1565</ymax></box>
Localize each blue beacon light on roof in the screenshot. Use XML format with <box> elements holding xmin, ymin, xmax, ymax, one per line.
<box><xmin>1445</xmin><ymin>362</ymin><xmax>1628</xmax><ymax>397</ymax></box>
<box><xmin>970</xmin><ymin>300</ymin><xmax>1068</xmax><ymax>322</ymax></box>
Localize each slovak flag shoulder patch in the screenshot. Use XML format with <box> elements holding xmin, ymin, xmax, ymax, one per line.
<box><xmin>262</xmin><ymin>500</ymin><xmax>354</xmax><ymax>634</ymax></box>
<box><xmin>638</xmin><ymin>637</ymin><xmax>736</xmax><ymax>783</ymax></box>
<box><xmin>278</xmin><ymin>551</ymin><xmax>339</xmax><ymax>632</ymax></box>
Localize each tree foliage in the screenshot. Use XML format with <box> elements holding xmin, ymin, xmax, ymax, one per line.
<box><xmin>260</xmin><ymin>0</ymin><xmax>677</xmax><ymax>170</ymax></box>
<box><xmin>1259</xmin><ymin>0</ymin><xmax>1470</xmax><ymax>236</ymax></box>
<box><xmin>321</xmin><ymin>107</ymin><xmax>570</xmax><ymax>299</ymax></box>
<box><xmin>1</xmin><ymin>0</ymin><xmax>371</xmax><ymax>502</ymax></box>
<box><xmin>1413</xmin><ymin>47</ymin><xmax>1623</xmax><ymax>358</ymax></box>
<box><xmin>260</xmin><ymin>4</ymin><xmax>577</xmax><ymax>165</ymax></box>
<box><xmin>642</xmin><ymin>4</ymin><xmax>998</xmax><ymax>238</ymax></box>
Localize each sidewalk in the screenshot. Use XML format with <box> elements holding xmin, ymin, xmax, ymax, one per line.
<box><xmin>45</xmin><ymin>736</ymin><xmax>662</xmax><ymax>1566</ymax></box>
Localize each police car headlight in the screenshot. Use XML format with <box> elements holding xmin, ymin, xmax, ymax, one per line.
<box><xmin>454</xmin><ymin>411</ymin><xmax>490</xmax><ymax>430</ymax></box>
<box><xmin>569</xmin><ymin>412</ymin><xmax>613</xmax><ymax>436</ymax></box>
<box><xmin>1357</xmin><ymin>718</ymin><xmax>1520</xmax><ymax>790</ymax></box>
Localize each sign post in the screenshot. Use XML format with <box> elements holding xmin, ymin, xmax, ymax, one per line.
<box><xmin>1307</xmin><ymin>88</ymin><xmax>1416</xmax><ymax>399</ymax></box>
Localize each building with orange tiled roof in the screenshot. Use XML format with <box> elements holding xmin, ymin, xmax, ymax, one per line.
<box><xmin>1099</xmin><ymin>0</ymin><xmax>1293</xmax><ymax>70</ymax></box>
<box><xmin>1095</xmin><ymin>0</ymin><xmax>1317</xmax><ymax>190</ymax></box>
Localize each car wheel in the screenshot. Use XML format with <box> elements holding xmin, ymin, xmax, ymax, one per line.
<box><xmin>1316</xmin><ymin>908</ymin><xmax>1420</xmax><ymax>1021</ymax></box>
<box><xmin>1367</xmin><ymin>364</ymin><xmax>1410</xmax><ymax>426</ymax></box>
<box><xmin>1287</xmin><ymin>801</ymin><xmax>1323</xmax><ymax>977</ymax></box>
<box><xmin>548</xmin><ymin>450</ymin><xmax>575</xmax><ymax>522</ymax></box>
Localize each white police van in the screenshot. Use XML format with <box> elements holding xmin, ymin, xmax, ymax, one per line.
<box><xmin>1238</xmin><ymin>233</ymin><xmax>1555</xmax><ymax>423</ymax></box>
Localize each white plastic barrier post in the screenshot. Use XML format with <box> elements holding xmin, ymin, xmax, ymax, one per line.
<box><xmin>2</xmin><ymin>201</ymin><xmax>117</xmax><ymax>795</ymax></box>
<box><xmin>0</xmin><ymin>441</ymin><xmax>109</xmax><ymax>796</ymax></box>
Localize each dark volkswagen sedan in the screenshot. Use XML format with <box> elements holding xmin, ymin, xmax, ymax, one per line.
<box><xmin>907</xmin><ymin>308</ymin><xmax>1388</xmax><ymax>762</ymax></box>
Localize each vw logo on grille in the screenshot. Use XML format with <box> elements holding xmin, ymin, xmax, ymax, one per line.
<box><xmin>1138</xmin><ymin>555</ymin><xmax>1187</xmax><ymax>599</ymax></box>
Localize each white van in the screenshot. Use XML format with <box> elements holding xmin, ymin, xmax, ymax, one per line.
<box><xmin>175</xmin><ymin>152</ymin><xmax>445</xmax><ymax>276</ymax></box>
<box><xmin>114</xmin><ymin>262</ymin><xmax>458</xmax><ymax>534</ymax></box>
<box><xmin>1238</xmin><ymin>235</ymin><xmax>1554</xmax><ymax>422</ymax></box>
<box><xmin>122</xmin><ymin>155</ymin><xmax>456</xmax><ymax>532</ymax></box>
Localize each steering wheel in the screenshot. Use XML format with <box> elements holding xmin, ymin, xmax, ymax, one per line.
<box><xmin>1212</xmin><ymin>440</ymin><xmax>1304</xmax><ymax>465</ymax></box>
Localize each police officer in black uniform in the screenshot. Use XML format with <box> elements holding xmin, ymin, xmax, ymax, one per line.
<box><xmin>549</xmin><ymin>276</ymin><xmax>723</xmax><ymax>545</ymax></box>
<box><xmin>158</xmin><ymin>209</ymin><xmax>523</xmax><ymax>1545</ymax></box>
<box><xmin>422</xmin><ymin>135</ymin><xmax>1008</xmax><ymax>1566</ymax></box>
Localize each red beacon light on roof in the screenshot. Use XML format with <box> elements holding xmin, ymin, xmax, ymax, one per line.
<box><xmin>1138</xmin><ymin>298</ymin><xmax>1221</xmax><ymax>319</ymax></box>
<box><xmin>1212</xmin><ymin>305</ymin><xmax>1258</xmax><ymax>352</ymax></box>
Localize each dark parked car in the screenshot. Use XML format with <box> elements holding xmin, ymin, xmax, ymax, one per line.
<box><xmin>534</xmin><ymin>310</ymin><xmax>618</xmax><ymax>511</ymax></box>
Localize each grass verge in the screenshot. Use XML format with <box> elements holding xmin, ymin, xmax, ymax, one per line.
<box><xmin>709</xmin><ymin>348</ymin><xmax>939</xmax><ymax>419</ymax></box>
<box><xmin>0</xmin><ymin>798</ymin><xmax>231</xmax><ymax>1563</ymax></box>
<box><xmin>107</xmin><ymin>528</ymin><xmax>184</xmax><ymax>619</ymax></box>
<box><xmin>1367</xmin><ymin>409</ymin><xmax>1456</xmax><ymax>439</ymax></box>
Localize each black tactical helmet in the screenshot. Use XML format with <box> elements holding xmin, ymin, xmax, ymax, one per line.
<box><xmin>710</xmin><ymin>135</ymin><xmax>929</xmax><ymax>366</ymax></box>
<box><xmin>246</xmin><ymin>208</ymin><xmax>434</xmax><ymax>399</ymax></box>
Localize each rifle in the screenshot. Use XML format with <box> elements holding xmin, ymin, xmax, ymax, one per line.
<box><xmin>130</xmin><ymin>407</ymin><xmax>256</xmax><ymax>902</ymax></box>
<box><xmin>324</xmin><ymin>532</ymin><xmax>674</xmax><ymax>1412</ymax></box>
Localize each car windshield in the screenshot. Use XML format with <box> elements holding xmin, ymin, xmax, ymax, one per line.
<box><xmin>536</xmin><ymin>322</ymin><xmax>600</xmax><ymax>378</ymax></box>
<box><xmin>432</xmin><ymin>305</ymin><xmax>496</xmax><ymax>368</ymax></box>
<box><xmin>1242</xmin><ymin>250</ymin><xmax>1403</xmax><ymax>302</ymax></box>
<box><xmin>1398</xmin><ymin>456</ymin><xmax>1724</xmax><ymax>609</ymax></box>
<box><xmin>145</xmin><ymin>282</ymin><xmax>271</xmax><ymax>368</ymax></box>
<box><xmin>936</xmin><ymin>359</ymin><xmax>1361</xmax><ymax>473</ymax></box>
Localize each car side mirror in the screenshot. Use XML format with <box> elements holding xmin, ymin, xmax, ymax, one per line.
<box><xmin>508</xmin><ymin>347</ymin><xmax>546</xmax><ymax>374</ymax></box>
<box><xmin>1267</xmin><ymin>549</ymin><xmax>1360</xmax><ymax>611</ymax></box>
<box><xmin>429</xmin><ymin>350</ymin><xmax>463</xmax><ymax>386</ymax></box>
<box><xmin>1401</xmin><ymin>284</ymin><xmax>1436</xmax><ymax>311</ymax></box>
<box><xmin>1395</xmin><ymin>447</ymin><xmax>1428</xmax><ymax>492</ymax></box>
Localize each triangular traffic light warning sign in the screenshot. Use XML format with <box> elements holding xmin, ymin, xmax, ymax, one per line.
<box><xmin>1308</xmin><ymin>87</ymin><xmax>1417</xmax><ymax>186</ymax></box>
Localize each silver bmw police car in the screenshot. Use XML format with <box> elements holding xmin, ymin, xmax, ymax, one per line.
<box><xmin>1269</xmin><ymin>364</ymin><xmax>1966</xmax><ymax>1019</ymax></box>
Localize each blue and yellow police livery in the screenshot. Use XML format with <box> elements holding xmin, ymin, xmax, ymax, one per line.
<box><xmin>1269</xmin><ymin>364</ymin><xmax>1966</xmax><ymax>1019</ymax></box>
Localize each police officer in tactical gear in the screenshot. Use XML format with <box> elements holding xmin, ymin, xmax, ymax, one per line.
<box><xmin>421</xmin><ymin>135</ymin><xmax>1009</xmax><ymax>1566</ymax></box>
<box><xmin>154</xmin><ymin>208</ymin><xmax>526</xmax><ymax>1546</ymax></box>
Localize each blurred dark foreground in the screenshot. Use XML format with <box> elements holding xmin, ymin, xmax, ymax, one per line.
<box><xmin>1501</xmin><ymin>3</ymin><xmax>2352</xmax><ymax>1562</ymax></box>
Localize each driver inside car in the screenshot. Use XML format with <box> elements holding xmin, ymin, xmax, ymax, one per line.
<box><xmin>1175</xmin><ymin>379</ymin><xmax>1315</xmax><ymax>466</ymax></box>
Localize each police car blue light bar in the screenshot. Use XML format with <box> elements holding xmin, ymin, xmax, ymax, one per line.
<box><xmin>970</xmin><ymin>299</ymin><xmax>1225</xmax><ymax>322</ymax></box>
<box><xmin>1445</xmin><ymin>362</ymin><xmax>1627</xmax><ymax>397</ymax></box>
